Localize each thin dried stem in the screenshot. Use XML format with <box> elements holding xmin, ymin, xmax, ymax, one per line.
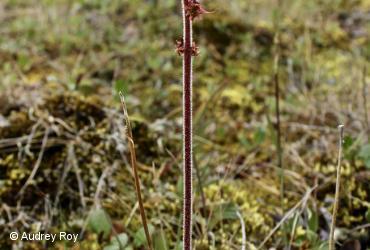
<box><xmin>193</xmin><ymin>154</ymin><xmax>207</xmax><ymax>217</ymax></box>
<box><xmin>193</xmin><ymin>153</ymin><xmax>208</xmax><ymax>244</ymax></box>
<box><xmin>329</xmin><ymin>125</ymin><xmax>344</xmax><ymax>250</ymax></box>
<box><xmin>119</xmin><ymin>92</ymin><xmax>153</xmax><ymax>250</ymax></box>
<box><xmin>258</xmin><ymin>185</ymin><xmax>317</xmax><ymax>250</ymax></box>
<box><xmin>236</xmin><ymin>210</ymin><xmax>246</xmax><ymax>250</ymax></box>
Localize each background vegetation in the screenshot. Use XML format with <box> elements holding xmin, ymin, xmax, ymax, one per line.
<box><xmin>0</xmin><ymin>0</ymin><xmax>369</xmax><ymax>249</ymax></box>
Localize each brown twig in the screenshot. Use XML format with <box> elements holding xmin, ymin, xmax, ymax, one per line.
<box><xmin>119</xmin><ymin>92</ymin><xmax>153</xmax><ymax>250</ymax></box>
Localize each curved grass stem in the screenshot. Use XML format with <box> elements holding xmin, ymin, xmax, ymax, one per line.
<box><xmin>119</xmin><ymin>92</ymin><xmax>153</xmax><ymax>250</ymax></box>
<box><xmin>329</xmin><ymin>125</ymin><xmax>344</xmax><ymax>250</ymax></box>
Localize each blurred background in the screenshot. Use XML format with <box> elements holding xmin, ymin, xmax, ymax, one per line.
<box><xmin>0</xmin><ymin>0</ymin><xmax>369</xmax><ymax>249</ymax></box>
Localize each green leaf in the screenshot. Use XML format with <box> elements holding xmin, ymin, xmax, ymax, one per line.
<box><xmin>208</xmin><ymin>203</ymin><xmax>238</xmax><ymax>230</ymax></box>
<box><xmin>110</xmin><ymin>233</ymin><xmax>128</xmax><ymax>248</ymax></box>
<box><xmin>17</xmin><ymin>54</ymin><xmax>31</xmax><ymax>71</ymax></box>
<box><xmin>222</xmin><ymin>204</ymin><xmax>239</xmax><ymax>220</ymax></box>
<box><xmin>343</xmin><ymin>136</ymin><xmax>354</xmax><ymax>150</ymax></box>
<box><xmin>154</xmin><ymin>229</ymin><xmax>168</xmax><ymax>250</ymax></box>
<box><xmin>366</xmin><ymin>208</ymin><xmax>370</xmax><ymax>222</ymax></box>
<box><xmin>103</xmin><ymin>245</ymin><xmax>132</xmax><ymax>250</ymax></box>
<box><xmin>359</xmin><ymin>144</ymin><xmax>370</xmax><ymax>158</ymax></box>
<box><xmin>103</xmin><ymin>233</ymin><xmax>129</xmax><ymax>250</ymax></box>
<box><xmin>103</xmin><ymin>245</ymin><xmax>120</xmax><ymax>250</ymax></box>
<box><xmin>134</xmin><ymin>224</ymin><xmax>155</xmax><ymax>247</ymax></box>
<box><xmin>316</xmin><ymin>242</ymin><xmax>329</xmax><ymax>250</ymax></box>
<box><xmin>238</xmin><ymin>133</ymin><xmax>251</xmax><ymax>149</ymax></box>
<box><xmin>282</xmin><ymin>211</ymin><xmax>299</xmax><ymax>233</ymax></box>
<box><xmin>114</xmin><ymin>80</ymin><xmax>128</xmax><ymax>96</ymax></box>
<box><xmin>88</xmin><ymin>208</ymin><xmax>112</xmax><ymax>238</ymax></box>
<box><xmin>365</xmin><ymin>158</ymin><xmax>370</xmax><ymax>169</ymax></box>
<box><xmin>307</xmin><ymin>208</ymin><xmax>319</xmax><ymax>233</ymax></box>
<box><xmin>305</xmin><ymin>229</ymin><xmax>319</xmax><ymax>244</ymax></box>
<box><xmin>176</xmin><ymin>176</ymin><xmax>183</xmax><ymax>197</ymax></box>
<box><xmin>174</xmin><ymin>242</ymin><xmax>183</xmax><ymax>250</ymax></box>
<box><xmin>253</xmin><ymin>127</ymin><xmax>266</xmax><ymax>145</ymax></box>
<box><xmin>359</xmin><ymin>144</ymin><xmax>370</xmax><ymax>168</ymax></box>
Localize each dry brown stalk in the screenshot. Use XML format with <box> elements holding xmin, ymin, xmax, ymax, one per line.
<box><xmin>329</xmin><ymin>124</ymin><xmax>344</xmax><ymax>250</ymax></box>
<box><xmin>119</xmin><ymin>92</ymin><xmax>153</xmax><ymax>250</ymax></box>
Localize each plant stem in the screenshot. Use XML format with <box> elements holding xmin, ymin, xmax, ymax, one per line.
<box><xmin>274</xmin><ymin>51</ymin><xmax>283</xmax><ymax>192</ymax></box>
<box><xmin>362</xmin><ymin>65</ymin><xmax>369</xmax><ymax>141</ymax></box>
<box><xmin>119</xmin><ymin>92</ymin><xmax>153</xmax><ymax>250</ymax></box>
<box><xmin>273</xmin><ymin>0</ymin><xmax>284</xmax><ymax>213</ymax></box>
<box><xmin>329</xmin><ymin>125</ymin><xmax>344</xmax><ymax>250</ymax></box>
<box><xmin>182</xmin><ymin>1</ymin><xmax>193</xmax><ymax>249</ymax></box>
<box><xmin>193</xmin><ymin>153</ymin><xmax>207</xmax><ymax>217</ymax></box>
<box><xmin>273</xmin><ymin>2</ymin><xmax>287</xmax><ymax>244</ymax></box>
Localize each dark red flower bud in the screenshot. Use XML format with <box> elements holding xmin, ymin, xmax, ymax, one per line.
<box><xmin>191</xmin><ymin>42</ymin><xmax>200</xmax><ymax>56</ymax></box>
<box><xmin>175</xmin><ymin>39</ymin><xmax>185</xmax><ymax>56</ymax></box>
<box><xmin>176</xmin><ymin>39</ymin><xmax>199</xmax><ymax>57</ymax></box>
<box><xmin>185</xmin><ymin>0</ymin><xmax>210</xmax><ymax>20</ymax></box>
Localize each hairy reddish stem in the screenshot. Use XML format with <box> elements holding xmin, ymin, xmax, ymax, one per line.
<box><xmin>182</xmin><ymin>0</ymin><xmax>193</xmax><ymax>249</ymax></box>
